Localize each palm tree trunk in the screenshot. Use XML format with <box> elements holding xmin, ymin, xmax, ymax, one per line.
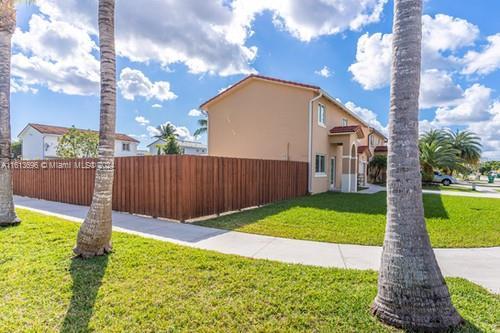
<box><xmin>0</xmin><ymin>1</ymin><xmax>20</xmax><ymax>226</ymax></box>
<box><xmin>74</xmin><ymin>0</ymin><xmax>116</xmax><ymax>258</ymax></box>
<box><xmin>371</xmin><ymin>0</ymin><xmax>463</xmax><ymax>331</ymax></box>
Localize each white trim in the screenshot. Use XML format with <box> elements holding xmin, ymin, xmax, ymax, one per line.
<box><xmin>314</xmin><ymin>172</ymin><xmax>327</xmax><ymax>178</ymax></box>
<box><xmin>317</xmin><ymin>103</ymin><xmax>326</xmax><ymax>127</ymax></box>
<box><xmin>308</xmin><ymin>93</ymin><xmax>323</xmax><ymax>193</ymax></box>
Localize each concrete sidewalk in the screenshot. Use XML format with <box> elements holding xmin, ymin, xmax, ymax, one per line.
<box><xmin>359</xmin><ymin>184</ymin><xmax>500</xmax><ymax>199</ymax></box>
<box><xmin>14</xmin><ymin>196</ymin><xmax>500</xmax><ymax>294</ymax></box>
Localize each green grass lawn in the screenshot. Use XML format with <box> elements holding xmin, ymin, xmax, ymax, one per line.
<box><xmin>197</xmin><ymin>192</ymin><xmax>500</xmax><ymax>248</ymax></box>
<box><xmin>0</xmin><ymin>209</ymin><xmax>498</xmax><ymax>332</ymax></box>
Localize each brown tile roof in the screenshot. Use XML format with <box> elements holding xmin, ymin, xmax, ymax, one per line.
<box><xmin>357</xmin><ymin>145</ymin><xmax>369</xmax><ymax>154</ymax></box>
<box><xmin>374</xmin><ymin>145</ymin><xmax>388</xmax><ymax>152</ymax></box>
<box><xmin>27</xmin><ymin>123</ymin><xmax>139</xmax><ymax>143</ymax></box>
<box><xmin>200</xmin><ymin>74</ymin><xmax>320</xmax><ymax>109</ymax></box>
<box><xmin>329</xmin><ymin>125</ymin><xmax>361</xmax><ymax>134</ymax></box>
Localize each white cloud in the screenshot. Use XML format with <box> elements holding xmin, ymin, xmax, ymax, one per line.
<box><xmin>135</xmin><ymin>116</ymin><xmax>150</xmax><ymax>126</ymax></box>
<box><xmin>348</xmin><ymin>32</ymin><xmax>392</xmax><ymax>90</ymax></box>
<box><xmin>418</xmin><ymin>120</ymin><xmax>439</xmax><ymax>134</ymax></box>
<box><xmin>118</xmin><ymin>68</ymin><xmax>177</xmax><ymax>102</ymax></box>
<box><xmin>146</xmin><ymin>125</ymin><xmax>161</xmax><ymax>138</ymax></box>
<box><xmin>345</xmin><ymin>101</ymin><xmax>387</xmax><ymax>134</ymax></box>
<box><xmin>467</xmin><ymin>102</ymin><xmax>500</xmax><ymax>159</ymax></box>
<box><xmin>434</xmin><ymin>84</ymin><xmax>492</xmax><ymax>125</ymax></box>
<box><xmin>11</xmin><ymin>14</ymin><xmax>99</xmax><ymax>95</ymax></box>
<box><xmin>419</xmin><ymin>69</ymin><xmax>463</xmax><ymax>109</ymax></box>
<box><xmin>24</xmin><ymin>0</ymin><xmax>388</xmax><ymax>81</ymax></box>
<box><xmin>461</xmin><ymin>33</ymin><xmax>500</xmax><ymax>75</ymax></box>
<box><xmin>10</xmin><ymin>78</ymin><xmax>38</xmax><ymax>94</ymax></box>
<box><xmin>35</xmin><ymin>0</ymin><xmax>258</xmax><ymax>76</ymax></box>
<box><xmin>421</xmin><ymin>14</ymin><xmax>479</xmax><ymax>54</ymax></box>
<box><xmin>230</xmin><ymin>0</ymin><xmax>387</xmax><ymax>43</ymax></box>
<box><xmin>349</xmin><ymin>14</ymin><xmax>480</xmax><ymax>92</ymax></box>
<box><xmin>152</xmin><ymin>104</ymin><xmax>163</xmax><ymax>109</ymax></box>
<box><xmin>315</xmin><ymin>66</ymin><xmax>332</xmax><ymax>78</ymax></box>
<box><xmin>188</xmin><ymin>109</ymin><xmax>203</xmax><ymax>117</ymax></box>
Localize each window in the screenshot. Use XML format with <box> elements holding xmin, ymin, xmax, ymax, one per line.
<box><xmin>318</xmin><ymin>104</ymin><xmax>326</xmax><ymax>126</ymax></box>
<box><xmin>122</xmin><ymin>143</ymin><xmax>130</xmax><ymax>151</ymax></box>
<box><xmin>315</xmin><ymin>154</ymin><xmax>326</xmax><ymax>175</ymax></box>
<box><xmin>341</xmin><ymin>118</ymin><xmax>348</xmax><ymax>126</ymax></box>
<box><xmin>369</xmin><ymin>135</ymin><xmax>375</xmax><ymax>147</ymax></box>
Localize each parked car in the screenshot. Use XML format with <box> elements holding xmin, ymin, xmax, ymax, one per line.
<box><xmin>433</xmin><ymin>171</ymin><xmax>457</xmax><ymax>186</ymax></box>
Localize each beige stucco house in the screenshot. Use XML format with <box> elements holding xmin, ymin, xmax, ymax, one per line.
<box><xmin>200</xmin><ymin>75</ymin><xmax>387</xmax><ymax>194</ymax></box>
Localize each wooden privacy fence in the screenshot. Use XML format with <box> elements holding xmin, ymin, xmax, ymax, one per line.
<box><xmin>12</xmin><ymin>156</ymin><xmax>308</xmax><ymax>221</ymax></box>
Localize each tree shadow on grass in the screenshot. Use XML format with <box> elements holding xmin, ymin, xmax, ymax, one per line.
<box><xmin>401</xmin><ymin>320</ymin><xmax>484</xmax><ymax>333</ymax></box>
<box><xmin>198</xmin><ymin>191</ymin><xmax>449</xmax><ymax>230</ymax></box>
<box><xmin>60</xmin><ymin>255</ymin><xmax>108</xmax><ymax>333</ymax></box>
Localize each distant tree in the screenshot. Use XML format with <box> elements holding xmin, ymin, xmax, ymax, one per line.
<box><xmin>418</xmin><ymin>128</ymin><xmax>482</xmax><ymax>178</ymax></box>
<box><xmin>194</xmin><ymin>118</ymin><xmax>207</xmax><ymax>137</ymax></box>
<box><xmin>162</xmin><ymin>135</ymin><xmax>182</xmax><ymax>155</ymax></box>
<box><xmin>419</xmin><ymin>135</ymin><xmax>459</xmax><ymax>182</ymax></box>
<box><xmin>154</xmin><ymin>123</ymin><xmax>177</xmax><ymax>140</ymax></box>
<box><xmin>445</xmin><ymin>129</ymin><xmax>481</xmax><ymax>167</ymax></box>
<box><xmin>368</xmin><ymin>155</ymin><xmax>386</xmax><ymax>183</ymax></box>
<box><xmin>479</xmin><ymin>161</ymin><xmax>500</xmax><ymax>175</ymax></box>
<box><xmin>11</xmin><ymin>140</ymin><xmax>21</xmax><ymax>159</ymax></box>
<box><xmin>56</xmin><ymin>127</ymin><xmax>99</xmax><ymax>159</ymax></box>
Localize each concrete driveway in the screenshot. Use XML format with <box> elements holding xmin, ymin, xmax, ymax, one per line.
<box><xmin>14</xmin><ymin>195</ymin><xmax>500</xmax><ymax>294</ymax></box>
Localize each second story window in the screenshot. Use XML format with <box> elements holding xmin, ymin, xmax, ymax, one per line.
<box><xmin>122</xmin><ymin>143</ymin><xmax>130</xmax><ymax>151</ymax></box>
<box><xmin>341</xmin><ymin>118</ymin><xmax>348</xmax><ymax>127</ymax></box>
<box><xmin>318</xmin><ymin>104</ymin><xmax>326</xmax><ymax>126</ymax></box>
<box><xmin>370</xmin><ymin>135</ymin><xmax>375</xmax><ymax>147</ymax></box>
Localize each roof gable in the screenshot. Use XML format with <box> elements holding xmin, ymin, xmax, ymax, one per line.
<box><xmin>200</xmin><ymin>74</ymin><xmax>320</xmax><ymax>109</ymax></box>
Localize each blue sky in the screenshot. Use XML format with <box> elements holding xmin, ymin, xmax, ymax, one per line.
<box><xmin>11</xmin><ymin>0</ymin><xmax>500</xmax><ymax>158</ymax></box>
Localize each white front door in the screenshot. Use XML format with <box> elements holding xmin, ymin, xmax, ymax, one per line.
<box><xmin>330</xmin><ymin>157</ymin><xmax>336</xmax><ymax>190</ymax></box>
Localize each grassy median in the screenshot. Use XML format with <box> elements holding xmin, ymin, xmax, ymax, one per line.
<box><xmin>197</xmin><ymin>192</ymin><xmax>500</xmax><ymax>248</ymax></box>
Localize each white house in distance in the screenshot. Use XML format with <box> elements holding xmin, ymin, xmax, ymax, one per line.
<box><xmin>18</xmin><ymin>123</ymin><xmax>140</xmax><ymax>160</ymax></box>
<box><xmin>147</xmin><ymin>138</ymin><xmax>207</xmax><ymax>155</ymax></box>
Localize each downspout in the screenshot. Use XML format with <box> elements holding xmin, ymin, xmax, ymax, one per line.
<box><xmin>308</xmin><ymin>91</ymin><xmax>323</xmax><ymax>193</ymax></box>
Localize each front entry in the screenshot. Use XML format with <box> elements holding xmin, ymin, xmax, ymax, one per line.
<box><xmin>330</xmin><ymin>157</ymin><xmax>336</xmax><ymax>190</ymax></box>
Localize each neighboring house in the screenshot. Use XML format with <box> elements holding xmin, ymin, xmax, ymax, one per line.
<box><xmin>18</xmin><ymin>123</ymin><xmax>140</xmax><ymax>160</ymax></box>
<box><xmin>200</xmin><ymin>74</ymin><xmax>387</xmax><ymax>194</ymax></box>
<box><xmin>147</xmin><ymin>138</ymin><xmax>208</xmax><ymax>155</ymax></box>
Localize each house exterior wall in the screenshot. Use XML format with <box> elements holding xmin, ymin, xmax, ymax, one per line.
<box><xmin>206</xmin><ymin>79</ymin><xmax>315</xmax><ymax>162</ymax></box>
<box><xmin>310</xmin><ymin>97</ymin><xmax>365</xmax><ymax>193</ymax></box>
<box><xmin>20</xmin><ymin>127</ymin><xmax>138</xmax><ymax>159</ymax></box>
<box><xmin>21</xmin><ymin>127</ymin><xmax>44</xmax><ymax>160</ymax></box>
<box><xmin>204</xmin><ymin>77</ymin><xmax>387</xmax><ymax>194</ymax></box>
<box><xmin>114</xmin><ymin>140</ymin><xmax>138</xmax><ymax>157</ymax></box>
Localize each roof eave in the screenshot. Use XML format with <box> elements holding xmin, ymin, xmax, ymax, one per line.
<box><xmin>200</xmin><ymin>74</ymin><xmax>320</xmax><ymax>110</ymax></box>
<box><xmin>319</xmin><ymin>89</ymin><xmax>370</xmax><ymax>128</ymax></box>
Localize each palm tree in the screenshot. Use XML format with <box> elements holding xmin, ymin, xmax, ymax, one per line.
<box><xmin>154</xmin><ymin>123</ymin><xmax>177</xmax><ymax>140</ymax></box>
<box><xmin>371</xmin><ymin>0</ymin><xmax>463</xmax><ymax>330</ymax></box>
<box><xmin>445</xmin><ymin>129</ymin><xmax>482</xmax><ymax>172</ymax></box>
<box><xmin>0</xmin><ymin>0</ymin><xmax>24</xmax><ymax>226</ymax></box>
<box><xmin>74</xmin><ymin>0</ymin><xmax>116</xmax><ymax>258</ymax></box>
<box><xmin>419</xmin><ymin>139</ymin><xmax>459</xmax><ymax>181</ymax></box>
<box><xmin>194</xmin><ymin>118</ymin><xmax>207</xmax><ymax>137</ymax></box>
